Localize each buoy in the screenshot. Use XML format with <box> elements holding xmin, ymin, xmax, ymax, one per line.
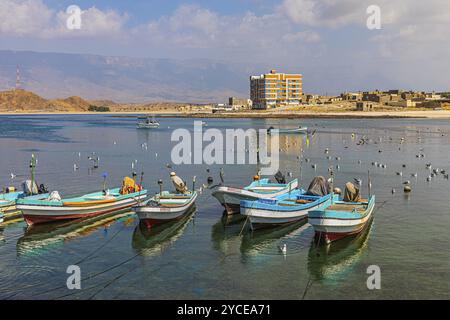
<box><xmin>404</xmin><ymin>185</ymin><xmax>412</xmax><ymax>193</ymax></box>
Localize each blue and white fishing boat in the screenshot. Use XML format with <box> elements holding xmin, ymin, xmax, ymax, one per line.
<box><xmin>212</xmin><ymin>176</ymin><xmax>298</xmax><ymax>215</ymax></box>
<box><xmin>308</xmin><ymin>182</ymin><xmax>376</xmax><ymax>244</ymax></box>
<box><xmin>240</xmin><ymin>179</ymin><xmax>336</xmax><ymax>229</ymax></box>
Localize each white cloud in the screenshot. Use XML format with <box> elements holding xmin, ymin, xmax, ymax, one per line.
<box><xmin>0</xmin><ymin>0</ymin><xmax>53</xmax><ymax>36</ymax></box>
<box><xmin>0</xmin><ymin>0</ymin><xmax>128</xmax><ymax>38</ymax></box>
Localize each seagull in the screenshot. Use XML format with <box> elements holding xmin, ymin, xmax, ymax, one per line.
<box><xmin>403</xmin><ymin>180</ymin><xmax>411</xmax><ymax>185</ymax></box>
<box><xmin>411</xmin><ymin>173</ymin><xmax>418</xmax><ymax>178</ymax></box>
<box><xmin>10</xmin><ymin>172</ymin><xmax>16</xmax><ymax>179</ymax></box>
<box><xmin>278</xmin><ymin>244</ymin><xmax>287</xmax><ymax>254</ymax></box>
<box><xmin>287</xmin><ymin>172</ymin><xmax>293</xmax><ymax>177</ymax></box>
<box><xmin>219</xmin><ymin>168</ymin><xmax>225</xmax><ymax>184</ymax></box>
<box><xmin>312</xmin><ymin>164</ymin><xmax>317</xmax><ymax>170</ymax></box>
<box><xmin>391</xmin><ymin>188</ymin><xmax>396</xmax><ymax>194</ymax></box>
<box><xmin>396</xmin><ymin>171</ymin><xmax>403</xmax><ymax>177</ymax></box>
<box><xmin>354</xmin><ymin>178</ymin><xmax>362</xmax><ymax>186</ymax></box>
<box><xmin>73</xmin><ymin>164</ymin><xmax>79</xmax><ymax>171</ymax></box>
<box><xmin>427</xmin><ymin>176</ymin><xmax>432</xmax><ymax>182</ymax></box>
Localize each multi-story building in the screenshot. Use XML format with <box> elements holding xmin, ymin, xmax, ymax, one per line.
<box><xmin>250</xmin><ymin>70</ymin><xmax>302</xmax><ymax>109</ymax></box>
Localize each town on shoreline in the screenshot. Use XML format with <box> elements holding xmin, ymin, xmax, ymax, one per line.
<box><xmin>1</xmin><ymin>69</ymin><xmax>449</xmax><ymax>119</ymax></box>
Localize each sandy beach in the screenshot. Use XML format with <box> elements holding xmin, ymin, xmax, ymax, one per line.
<box><xmin>2</xmin><ymin>109</ymin><xmax>450</xmax><ymax>119</ymax></box>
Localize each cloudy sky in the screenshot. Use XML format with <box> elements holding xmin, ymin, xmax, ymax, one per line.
<box><xmin>1</xmin><ymin>0</ymin><xmax>449</xmax><ymax>94</ymax></box>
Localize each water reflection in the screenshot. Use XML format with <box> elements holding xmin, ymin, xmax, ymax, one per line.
<box><xmin>240</xmin><ymin>220</ymin><xmax>311</xmax><ymax>259</ymax></box>
<box><xmin>132</xmin><ymin>208</ymin><xmax>195</xmax><ymax>257</ymax></box>
<box><xmin>307</xmin><ymin>217</ymin><xmax>374</xmax><ymax>283</ymax></box>
<box><xmin>211</xmin><ymin>213</ymin><xmax>245</xmax><ymax>255</ymax></box>
<box><xmin>17</xmin><ymin>211</ymin><xmax>135</xmax><ymax>256</ymax></box>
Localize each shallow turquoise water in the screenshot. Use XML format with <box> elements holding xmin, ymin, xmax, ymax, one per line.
<box><xmin>0</xmin><ymin>115</ymin><xmax>449</xmax><ymax>299</ymax></box>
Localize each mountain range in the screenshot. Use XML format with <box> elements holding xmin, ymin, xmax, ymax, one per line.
<box><xmin>0</xmin><ymin>50</ymin><xmax>257</xmax><ymax>103</ymax></box>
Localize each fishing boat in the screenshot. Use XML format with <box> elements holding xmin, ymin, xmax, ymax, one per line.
<box><xmin>0</xmin><ymin>191</ymin><xmax>23</xmax><ymax>221</ymax></box>
<box><xmin>133</xmin><ymin>190</ymin><xmax>197</xmax><ymax>228</ymax></box>
<box><xmin>137</xmin><ymin>115</ymin><xmax>160</xmax><ymax>129</ymax></box>
<box><xmin>17</xmin><ymin>176</ymin><xmax>147</xmax><ymax>226</ymax></box>
<box><xmin>308</xmin><ymin>182</ymin><xmax>375</xmax><ymax>244</ymax></box>
<box><xmin>212</xmin><ymin>176</ymin><xmax>298</xmax><ymax>215</ymax></box>
<box><xmin>267</xmin><ymin>126</ymin><xmax>308</xmax><ymax>134</ymax></box>
<box><xmin>241</xmin><ymin>191</ymin><xmax>337</xmax><ymax>229</ymax></box>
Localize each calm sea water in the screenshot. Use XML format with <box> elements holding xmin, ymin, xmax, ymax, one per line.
<box><xmin>0</xmin><ymin>115</ymin><xmax>449</xmax><ymax>299</ymax></box>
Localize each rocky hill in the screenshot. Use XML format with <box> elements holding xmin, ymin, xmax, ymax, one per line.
<box><xmin>0</xmin><ymin>89</ymin><xmax>92</xmax><ymax>112</ymax></box>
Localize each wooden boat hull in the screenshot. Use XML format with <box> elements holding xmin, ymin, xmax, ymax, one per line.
<box><xmin>134</xmin><ymin>191</ymin><xmax>197</xmax><ymax>228</ymax></box>
<box><xmin>17</xmin><ymin>192</ymin><xmax>147</xmax><ymax>226</ymax></box>
<box><xmin>308</xmin><ymin>196</ymin><xmax>376</xmax><ymax>244</ymax></box>
<box><xmin>241</xmin><ymin>193</ymin><xmax>334</xmax><ymax>229</ymax></box>
<box><xmin>212</xmin><ymin>179</ymin><xmax>298</xmax><ymax>215</ymax></box>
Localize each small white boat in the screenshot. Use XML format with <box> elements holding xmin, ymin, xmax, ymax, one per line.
<box><xmin>267</xmin><ymin>126</ymin><xmax>308</xmax><ymax>134</ymax></box>
<box><xmin>137</xmin><ymin>116</ymin><xmax>160</xmax><ymax>129</ymax></box>
<box><xmin>133</xmin><ymin>190</ymin><xmax>197</xmax><ymax>228</ymax></box>
<box><xmin>212</xmin><ymin>178</ymin><xmax>298</xmax><ymax>215</ymax></box>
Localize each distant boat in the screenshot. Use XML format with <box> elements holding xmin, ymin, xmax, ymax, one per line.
<box><xmin>133</xmin><ymin>190</ymin><xmax>197</xmax><ymax>228</ymax></box>
<box><xmin>17</xmin><ymin>187</ymin><xmax>147</xmax><ymax>226</ymax></box>
<box><xmin>267</xmin><ymin>126</ymin><xmax>308</xmax><ymax>134</ymax></box>
<box><xmin>137</xmin><ymin>115</ymin><xmax>160</xmax><ymax>129</ymax></box>
<box><xmin>212</xmin><ymin>178</ymin><xmax>298</xmax><ymax>215</ymax></box>
<box><xmin>240</xmin><ymin>191</ymin><xmax>336</xmax><ymax>229</ymax></box>
<box><xmin>308</xmin><ymin>195</ymin><xmax>376</xmax><ymax>244</ymax></box>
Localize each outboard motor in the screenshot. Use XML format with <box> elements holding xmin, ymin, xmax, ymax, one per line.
<box><xmin>38</xmin><ymin>184</ymin><xmax>48</xmax><ymax>194</ymax></box>
<box><xmin>274</xmin><ymin>171</ymin><xmax>286</xmax><ymax>184</ymax></box>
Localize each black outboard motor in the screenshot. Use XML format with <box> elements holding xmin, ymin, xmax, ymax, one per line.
<box><xmin>274</xmin><ymin>171</ymin><xmax>286</xmax><ymax>184</ymax></box>
<box><xmin>38</xmin><ymin>184</ymin><xmax>48</xmax><ymax>194</ymax></box>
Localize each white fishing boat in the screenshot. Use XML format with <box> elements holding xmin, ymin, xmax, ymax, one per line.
<box><xmin>267</xmin><ymin>126</ymin><xmax>308</xmax><ymax>134</ymax></box>
<box><xmin>137</xmin><ymin>115</ymin><xmax>160</xmax><ymax>129</ymax></box>
<box><xmin>17</xmin><ymin>176</ymin><xmax>147</xmax><ymax>226</ymax></box>
<box><xmin>212</xmin><ymin>176</ymin><xmax>298</xmax><ymax>215</ymax></box>
<box><xmin>241</xmin><ymin>192</ymin><xmax>336</xmax><ymax>229</ymax></box>
<box><xmin>133</xmin><ymin>190</ymin><xmax>197</xmax><ymax>228</ymax></box>
<box><xmin>240</xmin><ymin>177</ymin><xmax>334</xmax><ymax>229</ymax></box>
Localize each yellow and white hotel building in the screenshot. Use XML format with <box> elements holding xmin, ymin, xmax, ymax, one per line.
<box><xmin>250</xmin><ymin>70</ymin><xmax>303</xmax><ymax>109</ymax></box>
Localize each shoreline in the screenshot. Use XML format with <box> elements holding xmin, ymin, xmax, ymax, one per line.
<box><xmin>1</xmin><ymin>110</ymin><xmax>450</xmax><ymax>119</ymax></box>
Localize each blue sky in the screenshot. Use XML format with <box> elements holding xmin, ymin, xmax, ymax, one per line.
<box><xmin>1</xmin><ymin>0</ymin><xmax>449</xmax><ymax>93</ymax></box>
